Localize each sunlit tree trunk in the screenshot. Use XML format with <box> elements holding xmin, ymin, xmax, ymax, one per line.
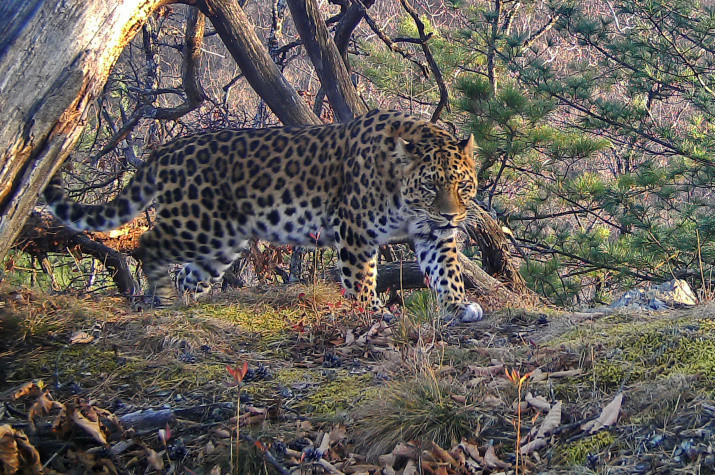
<box><xmin>0</xmin><ymin>0</ymin><xmax>165</xmax><ymax>264</ymax></box>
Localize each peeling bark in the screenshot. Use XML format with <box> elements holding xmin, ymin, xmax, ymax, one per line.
<box><xmin>0</xmin><ymin>0</ymin><xmax>166</xmax><ymax>264</ymax></box>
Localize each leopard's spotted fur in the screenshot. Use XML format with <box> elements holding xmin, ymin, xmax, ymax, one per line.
<box><xmin>45</xmin><ymin>110</ymin><xmax>483</xmax><ymax>322</ymax></box>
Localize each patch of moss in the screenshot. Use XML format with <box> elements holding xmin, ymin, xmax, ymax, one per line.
<box><xmin>274</xmin><ymin>367</ymin><xmax>314</xmax><ymax>386</ymax></box>
<box><xmin>298</xmin><ymin>371</ymin><xmax>376</xmax><ymax>415</ymax></box>
<box><xmin>553</xmin><ymin>312</ymin><xmax>715</xmax><ymax>393</ymax></box>
<box><xmin>592</xmin><ymin>323</ymin><xmax>715</xmax><ymax>391</ymax></box>
<box><xmin>556</xmin><ymin>431</ymin><xmax>616</xmax><ymax>465</ymax></box>
<box><xmin>190</xmin><ymin>303</ymin><xmax>301</xmax><ymax>340</ymax></box>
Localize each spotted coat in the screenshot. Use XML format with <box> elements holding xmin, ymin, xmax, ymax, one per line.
<box><xmin>45</xmin><ymin>110</ymin><xmax>483</xmax><ymax>322</ymax></box>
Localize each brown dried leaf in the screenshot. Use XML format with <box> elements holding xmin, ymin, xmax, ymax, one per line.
<box><xmin>459</xmin><ymin>440</ymin><xmax>483</xmax><ymax>463</ymax></box>
<box><xmin>582</xmin><ymin>393</ymin><xmax>623</xmax><ymax>433</ymax></box>
<box><xmin>520</xmin><ymin>437</ymin><xmax>547</xmax><ymax>455</ymax></box>
<box><xmin>525</xmin><ymin>392</ymin><xmax>551</xmax><ymax>412</ymax></box>
<box><xmin>0</xmin><ymin>424</ymin><xmax>42</xmax><ymax>474</ymax></box>
<box><xmin>392</xmin><ymin>442</ymin><xmax>420</xmax><ymax>460</ymax></box>
<box><xmin>69</xmin><ymin>330</ymin><xmax>94</xmax><ymax>345</ymax></box>
<box><xmin>344</xmin><ymin>329</ymin><xmax>355</xmax><ymax>346</ymax></box>
<box><xmin>468</xmin><ymin>364</ymin><xmax>505</xmax><ymax>376</ymax></box>
<box><xmin>537</xmin><ymin>400</ymin><xmax>562</xmax><ymax>438</ymax></box>
<box><xmin>10</xmin><ymin>381</ymin><xmax>43</xmax><ymax>401</ymax></box>
<box><xmin>328</xmin><ymin>424</ymin><xmax>347</xmax><ymax>443</ymax></box>
<box><xmin>0</xmin><ymin>425</ymin><xmax>19</xmax><ymax>474</ymax></box>
<box><xmin>430</xmin><ymin>441</ymin><xmax>459</xmax><ymax>469</ymax></box>
<box><xmin>205</xmin><ymin>440</ymin><xmax>215</xmax><ymax>456</ymax></box>
<box><xmin>548</xmin><ymin>369</ymin><xmax>582</xmax><ymax>379</ymax></box>
<box><xmin>483</xmin><ymin>444</ymin><xmax>510</xmax><ymax>469</ymax></box>
<box><xmin>530</xmin><ymin>368</ymin><xmax>547</xmax><ymax>383</ymax></box>
<box><xmin>28</xmin><ymin>390</ymin><xmax>60</xmax><ymax>432</ymax></box>
<box><xmin>403</xmin><ymin>459</ymin><xmax>419</xmax><ymax>475</ymax></box>
<box><xmin>146</xmin><ymin>448</ymin><xmax>164</xmax><ymax>471</ymax></box>
<box><xmin>66</xmin><ymin>402</ymin><xmax>108</xmax><ymax>445</ymax></box>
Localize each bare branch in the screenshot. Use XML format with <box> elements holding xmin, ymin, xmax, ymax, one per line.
<box><xmin>286</xmin><ymin>0</ymin><xmax>367</xmax><ymax>121</ymax></box>
<box><xmin>199</xmin><ymin>0</ymin><xmax>320</xmax><ymax>125</ymax></box>
<box><xmin>400</xmin><ymin>0</ymin><xmax>449</xmax><ymax>122</ymax></box>
<box><xmin>91</xmin><ymin>8</ymin><xmax>209</xmax><ymax>165</ymax></box>
<box><xmin>523</xmin><ymin>13</ymin><xmax>560</xmax><ymax>49</ymax></box>
<box><xmin>362</xmin><ymin>11</ymin><xmax>429</xmax><ymax>76</ymax></box>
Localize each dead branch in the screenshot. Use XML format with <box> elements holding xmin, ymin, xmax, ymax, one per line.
<box><xmin>91</xmin><ymin>7</ymin><xmax>208</xmax><ymax>165</ymax></box>
<box><xmin>362</xmin><ymin>11</ymin><xmax>429</xmax><ymax>76</ymax></box>
<box><xmin>399</xmin><ymin>0</ymin><xmax>449</xmax><ymax>122</ymax></box>
<box><xmin>199</xmin><ymin>0</ymin><xmax>321</xmax><ymax>126</ymax></box>
<box><xmin>13</xmin><ymin>209</ymin><xmax>139</xmax><ymax>295</ymax></box>
<box><xmin>286</xmin><ymin>0</ymin><xmax>367</xmax><ymax>121</ymax></box>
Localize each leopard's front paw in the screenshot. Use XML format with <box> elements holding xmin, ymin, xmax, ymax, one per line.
<box><xmin>447</xmin><ymin>302</ymin><xmax>484</xmax><ymax>323</ymax></box>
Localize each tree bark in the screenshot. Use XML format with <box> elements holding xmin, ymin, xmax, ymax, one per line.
<box><xmin>0</xmin><ymin>0</ymin><xmax>165</xmax><ymax>265</ymax></box>
<box><xmin>13</xmin><ymin>209</ymin><xmax>138</xmax><ymax>294</ymax></box>
<box><xmin>200</xmin><ymin>0</ymin><xmax>321</xmax><ymax>126</ymax></box>
<box><xmin>286</xmin><ymin>0</ymin><xmax>367</xmax><ymax>122</ymax></box>
<box><xmin>464</xmin><ymin>205</ymin><xmax>526</xmax><ymax>290</ymax></box>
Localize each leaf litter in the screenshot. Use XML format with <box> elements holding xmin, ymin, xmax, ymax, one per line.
<box><xmin>0</xmin><ymin>284</ymin><xmax>713</xmax><ymax>473</ymax></box>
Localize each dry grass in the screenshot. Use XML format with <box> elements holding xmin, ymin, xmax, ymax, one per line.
<box><xmin>1</xmin><ymin>283</ymin><xmax>713</xmax><ymax>473</ymax></box>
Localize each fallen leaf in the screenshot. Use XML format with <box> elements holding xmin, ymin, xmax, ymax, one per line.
<box><xmin>214</xmin><ymin>428</ymin><xmax>231</xmax><ymax>439</ymax></box>
<box><xmin>328</xmin><ymin>425</ymin><xmax>347</xmax><ymax>443</ymax></box>
<box><xmin>582</xmin><ymin>393</ymin><xmax>623</xmax><ymax>433</ymax></box>
<box><xmin>10</xmin><ymin>381</ymin><xmax>43</xmax><ymax>400</ymax></box>
<box><xmin>0</xmin><ymin>426</ymin><xmax>19</xmax><ymax>473</ymax></box>
<box><xmin>530</xmin><ymin>368</ymin><xmax>547</xmax><ymax>383</ymax></box>
<box><xmin>520</xmin><ymin>437</ymin><xmax>547</xmax><ymax>455</ymax></box>
<box><xmin>392</xmin><ymin>443</ymin><xmax>420</xmax><ymax>460</ymax></box>
<box><xmin>0</xmin><ymin>424</ymin><xmax>42</xmax><ymax>474</ymax></box>
<box><xmin>483</xmin><ymin>444</ymin><xmax>510</xmax><ymax>469</ymax></box>
<box><xmin>344</xmin><ymin>464</ymin><xmax>382</xmax><ymax>474</ymax></box>
<box><xmin>459</xmin><ymin>440</ymin><xmax>483</xmax><ymax>463</ymax></box>
<box><xmin>146</xmin><ymin>448</ymin><xmax>164</xmax><ymax>470</ymax></box>
<box><xmin>468</xmin><ymin>364</ymin><xmax>504</xmax><ymax>376</ymax></box>
<box><xmin>525</xmin><ymin>392</ymin><xmax>551</xmax><ymax>412</ymax></box>
<box><xmin>70</xmin><ymin>330</ymin><xmax>94</xmax><ymax>344</ymax></box>
<box><xmin>54</xmin><ymin>401</ymin><xmax>108</xmax><ymax>446</ymax></box>
<box><xmin>28</xmin><ymin>390</ymin><xmax>60</xmax><ymax>431</ymax></box>
<box><xmin>548</xmin><ymin>369</ymin><xmax>582</xmax><ymax>378</ymax></box>
<box><xmin>537</xmin><ymin>400</ymin><xmax>562</xmax><ymax>438</ymax></box>
<box><xmin>402</xmin><ymin>459</ymin><xmax>419</xmax><ymax>475</ymax></box>
<box><xmin>431</xmin><ymin>441</ymin><xmax>459</xmax><ymax>469</ymax></box>
<box><xmin>205</xmin><ymin>440</ymin><xmax>215</xmax><ymax>455</ymax></box>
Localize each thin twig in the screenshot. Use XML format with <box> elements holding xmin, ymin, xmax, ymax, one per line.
<box><xmin>400</xmin><ymin>0</ymin><xmax>449</xmax><ymax>121</ymax></box>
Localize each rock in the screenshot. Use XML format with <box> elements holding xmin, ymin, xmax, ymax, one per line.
<box><xmin>609</xmin><ymin>279</ymin><xmax>697</xmax><ymax>310</ymax></box>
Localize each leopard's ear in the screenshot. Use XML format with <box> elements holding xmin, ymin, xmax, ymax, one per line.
<box><xmin>395</xmin><ymin>137</ymin><xmax>411</xmax><ymax>158</ymax></box>
<box><xmin>460</xmin><ymin>134</ymin><xmax>475</xmax><ymax>155</ymax></box>
<box><xmin>459</xmin><ymin>134</ymin><xmax>476</xmax><ymax>168</ymax></box>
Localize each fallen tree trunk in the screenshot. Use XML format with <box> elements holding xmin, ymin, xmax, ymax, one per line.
<box><xmin>371</xmin><ymin>255</ymin><xmax>499</xmax><ymax>295</ymax></box>
<box><xmin>13</xmin><ymin>209</ymin><xmax>139</xmax><ymax>294</ymax></box>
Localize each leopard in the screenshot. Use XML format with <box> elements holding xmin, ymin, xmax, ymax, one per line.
<box><xmin>44</xmin><ymin>110</ymin><xmax>484</xmax><ymax>322</ymax></box>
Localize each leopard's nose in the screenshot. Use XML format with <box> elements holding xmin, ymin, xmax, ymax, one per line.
<box><xmin>440</xmin><ymin>212</ymin><xmax>460</xmax><ymax>222</ymax></box>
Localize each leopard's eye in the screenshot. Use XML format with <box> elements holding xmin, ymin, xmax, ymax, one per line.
<box><xmin>423</xmin><ymin>182</ymin><xmax>438</xmax><ymax>192</ymax></box>
<box><xmin>459</xmin><ymin>180</ymin><xmax>472</xmax><ymax>189</ymax></box>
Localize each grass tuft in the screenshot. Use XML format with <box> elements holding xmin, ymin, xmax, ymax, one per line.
<box><xmin>353</xmin><ymin>372</ymin><xmax>482</xmax><ymax>460</ymax></box>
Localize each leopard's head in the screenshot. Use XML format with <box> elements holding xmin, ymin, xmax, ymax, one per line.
<box><xmin>396</xmin><ymin>131</ymin><xmax>478</xmax><ymax>228</ymax></box>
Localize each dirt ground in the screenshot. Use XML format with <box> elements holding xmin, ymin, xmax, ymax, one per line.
<box><xmin>1</xmin><ymin>283</ymin><xmax>713</xmax><ymax>474</ymax></box>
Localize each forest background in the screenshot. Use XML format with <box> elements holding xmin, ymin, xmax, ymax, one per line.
<box><xmin>5</xmin><ymin>0</ymin><xmax>715</xmax><ymax>308</ymax></box>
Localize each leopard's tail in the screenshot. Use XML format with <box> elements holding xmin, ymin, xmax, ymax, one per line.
<box><xmin>44</xmin><ymin>162</ymin><xmax>158</xmax><ymax>232</ymax></box>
